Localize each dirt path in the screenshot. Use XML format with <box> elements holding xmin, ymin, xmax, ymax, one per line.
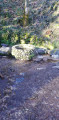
<box><xmin>0</xmin><ymin>57</ymin><xmax>59</xmax><ymax>120</ymax></box>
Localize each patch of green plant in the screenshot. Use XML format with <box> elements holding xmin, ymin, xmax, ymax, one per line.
<box><xmin>0</xmin><ymin>4</ymin><xmax>2</xmax><ymax>13</ymax></box>
<box><xmin>1</xmin><ymin>30</ymin><xmax>9</xmax><ymax>44</ymax></box>
<box><xmin>52</xmin><ymin>40</ymin><xmax>59</xmax><ymax>49</ymax></box>
<box><xmin>13</xmin><ymin>17</ymin><xmax>24</xmax><ymax>26</ymax></box>
<box><xmin>41</xmin><ymin>41</ymin><xmax>54</xmax><ymax>50</ymax></box>
<box><xmin>3</xmin><ymin>12</ymin><xmax>11</xmax><ymax>18</ymax></box>
<box><xmin>0</xmin><ymin>19</ymin><xmax>8</xmax><ymax>26</ymax></box>
<box><xmin>29</xmin><ymin>53</ymin><xmax>35</xmax><ymax>60</ymax></box>
<box><xmin>30</xmin><ymin>35</ymin><xmax>39</xmax><ymax>45</ymax></box>
<box><xmin>13</xmin><ymin>15</ymin><xmax>32</xmax><ymax>26</ymax></box>
<box><xmin>51</xmin><ymin>2</ymin><xmax>58</xmax><ymax>11</ymax></box>
<box><xmin>0</xmin><ymin>28</ymin><xmax>21</xmax><ymax>45</ymax></box>
<box><xmin>17</xmin><ymin>17</ymin><xmax>23</xmax><ymax>26</ymax></box>
<box><xmin>0</xmin><ymin>31</ymin><xmax>2</xmax><ymax>45</ymax></box>
<box><xmin>38</xmin><ymin>37</ymin><xmax>45</xmax><ymax>45</ymax></box>
<box><xmin>13</xmin><ymin>18</ymin><xmax>18</xmax><ymax>25</ymax></box>
<box><xmin>20</xmin><ymin>32</ymin><xmax>31</xmax><ymax>44</ymax></box>
<box><xmin>16</xmin><ymin>8</ymin><xmax>23</xmax><ymax>16</ymax></box>
<box><xmin>8</xmin><ymin>28</ymin><xmax>21</xmax><ymax>45</ymax></box>
<box><xmin>11</xmin><ymin>31</ymin><xmax>19</xmax><ymax>44</ymax></box>
<box><xmin>28</xmin><ymin>16</ymin><xmax>32</xmax><ymax>24</ymax></box>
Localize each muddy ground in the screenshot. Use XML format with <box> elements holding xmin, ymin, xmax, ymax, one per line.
<box><xmin>0</xmin><ymin>57</ymin><xmax>59</xmax><ymax>120</ymax></box>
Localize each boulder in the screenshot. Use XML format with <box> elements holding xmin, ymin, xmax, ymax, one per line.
<box><xmin>11</xmin><ymin>44</ymin><xmax>47</xmax><ymax>60</ymax></box>
<box><xmin>50</xmin><ymin>49</ymin><xmax>59</xmax><ymax>59</ymax></box>
<box><xmin>0</xmin><ymin>46</ymin><xmax>11</xmax><ymax>55</ymax></box>
<box><xmin>1</xmin><ymin>44</ymin><xmax>8</xmax><ymax>47</ymax></box>
<box><xmin>33</xmin><ymin>55</ymin><xmax>43</xmax><ymax>62</ymax></box>
<box><xmin>11</xmin><ymin>44</ymin><xmax>36</xmax><ymax>60</ymax></box>
<box><xmin>35</xmin><ymin>48</ymin><xmax>47</xmax><ymax>55</ymax></box>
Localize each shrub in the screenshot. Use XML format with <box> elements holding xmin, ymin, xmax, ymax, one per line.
<box><xmin>51</xmin><ymin>2</ymin><xmax>58</xmax><ymax>11</ymax></box>
<box><xmin>0</xmin><ymin>28</ymin><xmax>21</xmax><ymax>45</ymax></box>
<box><xmin>20</xmin><ymin>32</ymin><xmax>31</xmax><ymax>44</ymax></box>
<box><xmin>3</xmin><ymin>12</ymin><xmax>11</xmax><ymax>18</ymax></box>
<box><xmin>30</xmin><ymin>35</ymin><xmax>38</xmax><ymax>45</ymax></box>
<box><xmin>52</xmin><ymin>40</ymin><xmax>59</xmax><ymax>49</ymax></box>
<box><xmin>2</xmin><ymin>31</ymin><xmax>9</xmax><ymax>44</ymax></box>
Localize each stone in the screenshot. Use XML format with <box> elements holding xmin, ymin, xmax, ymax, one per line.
<box><xmin>33</xmin><ymin>55</ymin><xmax>43</xmax><ymax>62</ymax></box>
<box><xmin>35</xmin><ymin>48</ymin><xmax>47</xmax><ymax>55</ymax></box>
<box><xmin>50</xmin><ymin>49</ymin><xmax>59</xmax><ymax>59</ymax></box>
<box><xmin>33</xmin><ymin>55</ymin><xmax>50</xmax><ymax>62</ymax></box>
<box><xmin>1</xmin><ymin>44</ymin><xmax>8</xmax><ymax>47</ymax></box>
<box><xmin>0</xmin><ymin>46</ymin><xmax>11</xmax><ymax>55</ymax></box>
<box><xmin>37</xmin><ymin>67</ymin><xmax>46</xmax><ymax>70</ymax></box>
<box><xmin>11</xmin><ymin>44</ymin><xmax>47</xmax><ymax>60</ymax></box>
<box><xmin>11</xmin><ymin>44</ymin><xmax>36</xmax><ymax>60</ymax></box>
<box><xmin>33</xmin><ymin>54</ymin><xmax>59</xmax><ymax>63</ymax></box>
<box><xmin>52</xmin><ymin>66</ymin><xmax>59</xmax><ymax>69</ymax></box>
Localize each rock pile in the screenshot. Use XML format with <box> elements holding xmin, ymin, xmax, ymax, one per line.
<box><xmin>11</xmin><ymin>44</ymin><xmax>47</xmax><ymax>60</ymax></box>
<box><xmin>0</xmin><ymin>44</ymin><xmax>59</xmax><ymax>61</ymax></box>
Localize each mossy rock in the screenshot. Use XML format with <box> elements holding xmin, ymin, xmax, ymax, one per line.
<box><xmin>11</xmin><ymin>44</ymin><xmax>47</xmax><ymax>60</ymax></box>
<box><xmin>11</xmin><ymin>44</ymin><xmax>36</xmax><ymax>60</ymax></box>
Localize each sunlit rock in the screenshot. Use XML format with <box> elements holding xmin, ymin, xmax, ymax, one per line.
<box><xmin>11</xmin><ymin>44</ymin><xmax>36</xmax><ymax>60</ymax></box>
<box><xmin>0</xmin><ymin>46</ymin><xmax>11</xmax><ymax>55</ymax></box>
<box><xmin>11</xmin><ymin>44</ymin><xmax>47</xmax><ymax>60</ymax></box>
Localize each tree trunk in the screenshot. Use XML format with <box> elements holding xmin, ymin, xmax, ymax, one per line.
<box><xmin>23</xmin><ymin>0</ymin><xmax>29</xmax><ymax>26</ymax></box>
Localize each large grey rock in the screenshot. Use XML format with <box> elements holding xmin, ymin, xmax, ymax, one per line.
<box><xmin>50</xmin><ymin>49</ymin><xmax>59</xmax><ymax>59</ymax></box>
<box><xmin>1</xmin><ymin>44</ymin><xmax>8</xmax><ymax>47</ymax></box>
<box><xmin>11</xmin><ymin>44</ymin><xmax>47</xmax><ymax>60</ymax></box>
<box><xmin>0</xmin><ymin>46</ymin><xmax>11</xmax><ymax>55</ymax></box>
<box><xmin>35</xmin><ymin>48</ymin><xmax>47</xmax><ymax>55</ymax></box>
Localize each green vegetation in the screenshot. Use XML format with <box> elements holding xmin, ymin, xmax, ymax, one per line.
<box><xmin>29</xmin><ymin>53</ymin><xmax>35</xmax><ymax>60</ymax></box>
<box><xmin>0</xmin><ymin>28</ymin><xmax>21</xmax><ymax>45</ymax></box>
<box><xmin>0</xmin><ymin>0</ymin><xmax>59</xmax><ymax>49</ymax></box>
<box><xmin>52</xmin><ymin>40</ymin><xmax>59</xmax><ymax>49</ymax></box>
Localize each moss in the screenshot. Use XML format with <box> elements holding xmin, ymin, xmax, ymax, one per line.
<box><xmin>23</xmin><ymin>6</ymin><xmax>29</xmax><ymax>26</ymax></box>
<box><xmin>29</xmin><ymin>53</ymin><xmax>35</xmax><ymax>60</ymax></box>
<box><xmin>23</xmin><ymin>14</ymin><xmax>29</xmax><ymax>26</ymax></box>
<box><xmin>12</xmin><ymin>44</ymin><xmax>36</xmax><ymax>60</ymax></box>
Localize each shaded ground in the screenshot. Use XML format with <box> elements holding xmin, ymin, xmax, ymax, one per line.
<box><xmin>0</xmin><ymin>57</ymin><xmax>59</xmax><ymax>120</ymax></box>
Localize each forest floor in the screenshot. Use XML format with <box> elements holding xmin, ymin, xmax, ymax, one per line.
<box><xmin>0</xmin><ymin>57</ymin><xmax>59</xmax><ymax>120</ymax></box>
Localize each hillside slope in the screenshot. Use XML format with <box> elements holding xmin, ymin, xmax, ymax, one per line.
<box><xmin>29</xmin><ymin>0</ymin><xmax>59</xmax><ymax>40</ymax></box>
<box><xmin>0</xmin><ymin>0</ymin><xmax>59</xmax><ymax>48</ymax></box>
